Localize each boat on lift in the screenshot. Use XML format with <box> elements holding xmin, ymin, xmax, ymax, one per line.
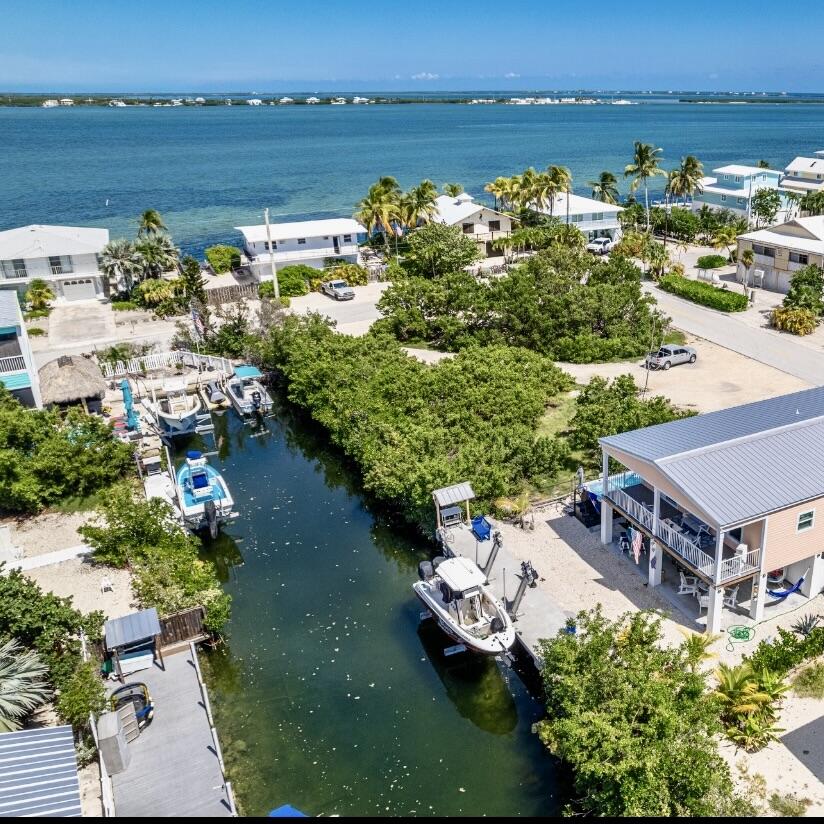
<box><xmin>198</xmin><ymin>379</ymin><xmax>229</xmax><ymax>414</ymax></box>
<box><xmin>174</xmin><ymin>450</ymin><xmax>236</xmax><ymax>537</ymax></box>
<box><xmin>143</xmin><ymin>378</ymin><xmax>203</xmax><ymax>437</ymax></box>
<box><xmin>225</xmin><ymin>365</ymin><xmax>273</xmax><ymax>417</ymax></box>
<box><xmin>414</xmin><ymin>555</ymin><xmax>516</xmax><ymax>656</ymax></box>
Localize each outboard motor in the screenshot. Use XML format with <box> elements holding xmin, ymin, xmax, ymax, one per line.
<box><xmin>204</xmin><ymin>499</ymin><xmax>218</xmax><ymax>539</ymax></box>
<box><xmin>432</xmin><ymin>555</ymin><xmax>446</xmax><ymax>570</ymax></box>
<box><xmin>418</xmin><ymin>560</ymin><xmax>434</xmax><ymax>581</ymax></box>
<box><xmin>251</xmin><ymin>390</ymin><xmax>262</xmax><ymax>412</ymax></box>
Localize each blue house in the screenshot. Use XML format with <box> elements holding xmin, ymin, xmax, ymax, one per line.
<box><xmin>0</xmin><ymin>291</ymin><xmax>42</xmax><ymax>408</ymax></box>
<box><xmin>692</xmin><ymin>165</ymin><xmax>788</xmax><ymax>224</ymax></box>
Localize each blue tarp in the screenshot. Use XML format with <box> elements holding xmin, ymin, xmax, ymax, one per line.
<box><xmin>269</xmin><ymin>805</ymin><xmax>308</xmax><ymax>817</ymax></box>
<box><xmin>471</xmin><ymin>515</ymin><xmax>492</xmax><ymax>541</ymax></box>
<box><xmin>235</xmin><ymin>365</ymin><xmax>263</xmax><ymax>379</ymax></box>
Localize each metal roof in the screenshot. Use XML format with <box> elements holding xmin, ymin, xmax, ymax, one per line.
<box><xmin>0</xmin><ymin>290</ymin><xmax>22</xmax><ymax>329</ymax></box>
<box><xmin>0</xmin><ymin>726</ymin><xmax>82</xmax><ymax>817</ymax></box>
<box><xmin>105</xmin><ymin>607</ymin><xmax>161</xmax><ymax>650</ymax></box>
<box><xmin>432</xmin><ymin>482</ymin><xmax>476</xmax><ymax>507</ymax></box>
<box><xmin>235</xmin><ymin>218</ymin><xmax>365</xmax><ymax>244</ymax></box>
<box><xmin>0</xmin><ymin>225</ymin><xmax>109</xmax><ymax>260</ymax></box>
<box><xmin>600</xmin><ymin>386</ymin><xmax>824</xmax><ymax>528</ymax></box>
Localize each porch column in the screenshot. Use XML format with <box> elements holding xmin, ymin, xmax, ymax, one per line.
<box><xmin>649</xmin><ymin>488</ymin><xmax>662</xmax><ymax>586</ymax></box>
<box><xmin>751</xmin><ymin>519</ymin><xmax>768</xmax><ymax>621</ymax></box>
<box><xmin>707</xmin><ymin>529</ymin><xmax>725</xmax><ymax>635</ymax></box>
<box><xmin>600</xmin><ymin>449</ymin><xmax>613</xmax><ymax>545</ymax></box>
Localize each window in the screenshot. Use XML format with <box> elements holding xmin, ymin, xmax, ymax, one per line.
<box><xmin>2</xmin><ymin>259</ymin><xmax>27</xmax><ymax>279</ymax></box>
<box><xmin>737</xmin><ymin>197</ymin><xmax>745</xmax><ymax>206</ymax></box>
<box><xmin>734</xmin><ymin>175</ymin><xmax>742</xmax><ymax>183</ymax></box>
<box><xmin>592</xmin><ymin>212</ymin><xmax>604</xmax><ymax>221</ymax></box>
<box><xmin>761</xmin><ymin>174</ymin><xmax>767</xmax><ymax>181</ymax></box>
<box><xmin>721</xmin><ymin>194</ymin><xmax>727</xmax><ymax>202</ymax></box>
<box><xmin>297</xmin><ymin>238</ymin><xmax>306</xmax><ymax>245</ymax></box>
<box><xmin>569</xmin><ymin>214</ymin><xmax>583</xmax><ymax>223</ymax></box>
<box><xmin>265</xmin><ymin>241</ymin><xmax>277</xmax><ymax>251</ymax></box>
<box><xmin>488</xmin><ymin>220</ymin><xmax>501</xmax><ymax>232</ymax></box>
<box><xmin>343</xmin><ymin>234</ymin><xmax>352</xmax><ymax>242</ymax></box>
<box><xmin>48</xmin><ymin>255</ymin><xmax>73</xmax><ymax>275</ymax></box>
<box><xmin>723</xmin><ymin>174</ymin><xmax>729</xmax><ymax>180</ymax></box>
<box><xmin>752</xmin><ymin>243</ymin><xmax>775</xmax><ymax>258</ymax></box>
<box><xmin>790</xmin><ymin>252</ymin><xmax>809</xmax><ymax>264</ymax></box>
<box><xmin>462</xmin><ymin>223</ymin><xmax>474</xmax><ymax>234</ymax></box>
<box><xmin>798</xmin><ymin>510</ymin><xmax>815</xmax><ymax>532</ymax></box>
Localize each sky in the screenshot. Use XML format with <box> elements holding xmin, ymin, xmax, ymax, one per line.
<box><xmin>3</xmin><ymin>0</ymin><xmax>824</xmax><ymax>93</ymax></box>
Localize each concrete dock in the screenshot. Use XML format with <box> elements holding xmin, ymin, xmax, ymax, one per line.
<box><xmin>440</xmin><ymin>522</ymin><xmax>570</xmax><ymax>665</ymax></box>
<box><xmin>109</xmin><ymin>646</ymin><xmax>234</xmax><ymax>817</ymax></box>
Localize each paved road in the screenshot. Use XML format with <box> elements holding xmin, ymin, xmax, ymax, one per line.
<box><xmin>289</xmin><ymin>282</ymin><xmax>388</xmax><ymax>335</ymax></box>
<box><xmin>645</xmin><ymin>283</ymin><xmax>824</xmax><ymax>386</ymax></box>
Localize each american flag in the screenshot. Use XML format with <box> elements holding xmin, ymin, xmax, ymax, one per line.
<box><xmin>632</xmin><ymin>529</ymin><xmax>643</xmax><ymax>565</ymax></box>
<box><xmin>191</xmin><ymin>307</ymin><xmax>205</xmax><ymax>340</ymax></box>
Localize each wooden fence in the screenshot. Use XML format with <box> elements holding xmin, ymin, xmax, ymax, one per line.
<box><xmin>205</xmin><ymin>283</ymin><xmax>259</xmax><ymax>305</ymax></box>
<box><xmin>159</xmin><ymin>606</ymin><xmax>208</xmax><ymax>647</ymax></box>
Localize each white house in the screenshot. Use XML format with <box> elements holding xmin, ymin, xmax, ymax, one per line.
<box><xmin>781</xmin><ymin>151</ymin><xmax>824</xmax><ymax>196</ymax></box>
<box><xmin>0</xmin><ymin>225</ymin><xmax>109</xmax><ymax>302</ymax></box>
<box><xmin>59</xmin><ymin>98</ymin><xmax>75</xmax><ymax>106</ymax></box>
<box><xmin>535</xmin><ymin>192</ymin><xmax>623</xmax><ymax>240</ymax></box>
<box><xmin>235</xmin><ymin>217</ymin><xmax>367</xmax><ymax>278</ymax></box>
<box><xmin>432</xmin><ymin>193</ymin><xmax>514</xmax><ymax>255</ymax></box>
<box><xmin>41</xmin><ymin>99</ymin><xmax>59</xmax><ymax>108</ymax></box>
<box><xmin>0</xmin><ymin>290</ymin><xmax>42</xmax><ymax>408</ymax></box>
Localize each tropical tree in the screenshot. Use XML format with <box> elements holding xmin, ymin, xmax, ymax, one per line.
<box><xmin>179</xmin><ymin>255</ymin><xmax>207</xmax><ymax>304</ymax></box>
<box><xmin>402</xmin><ymin>221</ymin><xmax>481</xmax><ymax>278</ymax></box>
<box><xmin>800</xmin><ymin>190</ymin><xmax>824</xmax><ymax>216</ymax></box>
<box><xmin>751</xmin><ymin>188</ymin><xmax>782</xmax><ymax>227</ymax></box>
<box><xmin>667</xmin><ymin>155</ymin><xmax>704</xmax><ymax>205</ymax></box>
<box><xmin>401</xmin><ymin>179</ymin><xmax>439</xmax><ymax>229</ymax></box>
<box><xmin>136</xmin><ymin>233</ymin><xmax>180</xmax><ymax>280</ymax></box>
<box><xmin>442</xmin><ymin>182</ymin><xmax>464</xmax><ymax>197</ymax></box>
<box><xmin>137</xmin><ymin>208</ymin><xmax>167</xmax><ymax>237</ymax></box>
<box><xmin>624</xmin><ymin>141</ymin><xmax>667</xmax><ymax>229</ymax></box>
<box><xmin>740</xmin><ymin>248</ymin><xmax>754</xmax><ymax>292</ymax></box>
<box><xmin>25</xmin><ymin>279</ymin><xmax>55</xmax><ymax>312</ymax></box>
<box><xmin>0</xmin><ymin>638</ymin><xmax>50</xmax><ymax>732</ymax></box>
<box><xmin>588</xmin><ymin>171</ymin><xmax>620</xmax><ymax>205</ymax></box>
<box><xmin>484</xmin><ymin>176</ymin><xmax>514</xmax><ymax>210</ymax></box>
<box><xmin>354</xmin><ymin>177</ymin><xmax>402</xmax><ymax>246</ymax></box>
<box><xmin>547</xmin><ymin>165</ymin><xmax>573</xmax><ymax>221</ymax></box>
<box><xmin>757</xmin><ymin>159</ymin><xmax>770</xmax><ymax>168</ymax></box>
<box><xmin>135</xmin><ymin>277</ymin><xmax>178</xmax><ymax>308</ymax></box>
<box><xmin>679</xmin><ymin>630</ymin><xmax>719</xmax><ymax>673</ymax></box>
<box><xmin>99</xmin><ymin>238</ymin><xmax>145</xmax><ymax>293</ymax></box>
<box><xmin>712</xmin><ymin>224</ymin><xmax>740</xmax><ymax>263</ymax></box>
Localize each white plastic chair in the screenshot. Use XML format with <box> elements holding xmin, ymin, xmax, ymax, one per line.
<box><xmin>697</xmin><ymin>593</ymin><xmax>710</xmax><ymax>612</ymax></box>
<box><xmin>678</xmin><ymin>570</ymin><xmax>699</xmax><ymax>596</ymax></box>
<box><xmin>100</xmin><ymin>577</ymin><xmax>114</xmax><ymax>593</ymax></box>
<box><xmin>723</xmin><ymin>585</ymin><xmax>739</xmax><ymax>610</ymax></box>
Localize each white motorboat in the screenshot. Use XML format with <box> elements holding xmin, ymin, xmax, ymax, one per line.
<box><xmin>143</xmin><ymin>378</ymin><xmax>203</xmax><ymax>437</ymax></box>
<box><xmin>174</xmin><ymin>450</ymin><xmax>237</xmax><ymax>536</ymax></box>
<box><xmin>414</xmin><ymin>555</ymin><xmax>516</xmax><ymax>656</ymax></box>
<box><xmin>226</xmin><ymin>365</ymin><xmax>273</xmax><ymax>417</ymax></box>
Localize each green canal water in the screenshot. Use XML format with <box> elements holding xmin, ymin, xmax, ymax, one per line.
<box><xmin>188</xmin><ymin>400</ymin><xmax>559</xmax><ymax>817</ymax></box>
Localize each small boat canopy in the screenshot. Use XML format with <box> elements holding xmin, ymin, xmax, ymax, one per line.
<box><xmin>235</xmin><ymin>365</ymin><xmax>263</xmax><ymax>379</ymax></box>
<box><xmin>432</xmin><ymin>482</ymin><xmax>475</xmax><ymax>508</ymax></box>
<box><xmin>437</xmin><ymin>556</ymin><xmax>486</xmax><ymax>593</ymax></box>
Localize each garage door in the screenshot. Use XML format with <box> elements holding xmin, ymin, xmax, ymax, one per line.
<box><xmin>61</xmin><ymin>278</ymin><xmax>97</xmax><ymax>301</ymax></box>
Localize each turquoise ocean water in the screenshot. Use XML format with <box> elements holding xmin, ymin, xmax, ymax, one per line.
<box><xmin>4</xmin><ymin>101</ymin><xmax>824</xmax><ymax>254</ymax></box>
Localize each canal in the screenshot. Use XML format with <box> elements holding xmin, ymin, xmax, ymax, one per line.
<box><xmin>192</xmin><ymin>399</ymin><xmax>559</xmax><ymax>816</ymax></box>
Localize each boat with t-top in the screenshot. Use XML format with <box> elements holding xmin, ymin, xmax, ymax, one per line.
<box><xmin>226</xmin><ymin>365</ymin><xmax>273</xmax><ymax>417</ymax></box>
<box><xmin>174</xmin><ymin>450</ymin><xmax>236</xmax><ymax>536</ymax></box>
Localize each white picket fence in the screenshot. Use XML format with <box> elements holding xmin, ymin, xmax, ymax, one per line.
<box><xmin>99</xmin><ymin>350</ymin><xmax>234</xmax><ymax>379</ymax></box>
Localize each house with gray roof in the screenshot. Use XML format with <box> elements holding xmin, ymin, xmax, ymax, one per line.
<box><xmin>0</xmin><ymin>290</ymin><xmax>41</xmax><ymax>407</ymax></box>
<box><xmin>593</xmin><ymin>386</ymin><xmax>824</xmax><ymax>633</ymax></box>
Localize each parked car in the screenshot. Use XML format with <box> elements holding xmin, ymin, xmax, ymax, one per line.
<box><xmin>645</xmin><ymin>344</ymin><xmax>697</xmax><ymax>370</ymax></box>
<box><xmin>586</xmin><ymin>237</ymin><xmax>616</xmax><ymax>255</ymax></box>
<box><xmin>320</xmin><ymin>279</ymin><xmax>356</xmax><ymax>301</ymax></box>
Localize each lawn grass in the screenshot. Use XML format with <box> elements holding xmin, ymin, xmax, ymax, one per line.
<box><xmin>792</xmin><ymin>661</ymin><xmax>824</xmax><ymax>699</ymax></box>
<box><xmin>662</xmin><ymin>328</ymin><xmax>687</xmax><ymax>345</ymax></box>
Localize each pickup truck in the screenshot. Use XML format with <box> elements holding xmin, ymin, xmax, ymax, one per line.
<box><xmin>320</xmin><ymin>279</ymin><xmax>356</xmax><ymax>301</ymax></box>
<box><xmin>645</xmin><ymin>344</ymin><xmax>697</xmax><ymax>370</ymax></box>
<box><xmin>586</xmin><ymin>237</ymin><xmax>616</xmax><ymax>255</ymax></box>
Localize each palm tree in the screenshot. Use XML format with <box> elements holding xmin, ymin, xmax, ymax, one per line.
<box><xmin>402</xmin><ymin>179</ymin><xmax>439</xmax><ymax>229</ymax></box>
<box><xmin>136</xmin><ymin>233</ymin><xmax>180</xmax><ymax>280</ymax></box>
<box><xmin>757</xmin><ymin>159</ymin><xmax>770</xmax><ymax>168</ymax></box>
<box><xmin>442</xmin><ymin>182</ymin><xmax>464</xmax><ymax>197</ymax></box>
<box><xmin>25</xmin><ymin>279</ymin><xmax>55</xmax><ymax>312</ymax></box>
<box><xmin>712</xmin><ymin>224</ymin><xmax>739</xmax><ymax>263</ymax></box>
<box><xmin>547</xmin><ymin>165</ymin><xmax>572</xmax><ymax>222</ymax></box>
<box><xmin>588</xmin><ymin>171</ymin><xmax>620</xmax><ymax>205</ymax></box>
<box><xmin>667</xmin><ymin>155</ymin><xmax>705</xmax><ymax>205</ymax></box>
<box><xmin>714</xmin><ymin>663</ymin><xmax>771</xmax><ymax>719</ymax></box>
<box><xmin>136</xmin><ymin>277</ymin><xmax>179</xmax><ymax>307</ymax></box>
<box><xmin>484</xmin><ymin>177</ymin><xmax>509</xmax><ymax>210</ymax></box>
<box><xmin>99</xmin><ymin>238</ymin><xmax>145</xmax><ymax>293</ymax></box>
<box><xmin>137</xmin><ymin>208</ymin><xmax>167</xmax><ymax>237</ymax></box>
<box><xmin>0</xmin><ymin>639</ymin><xmax>50</xmax><ymax>732</ymax></box>
<box><xmin>740</xmin><ymin>248</ymin><xmax>754</xmax><ymax>292</ymax></box>
<box><xmin>624</xmin><ymin>141</ymin><xmax>667</xmax><ymax>229</ymax></box>
<box><xmin>354</xmin><ymin>177</ymin><xmax>402</xmax><ymax>246</ymax></box>
<box><xmin>679</xmin><ymin>630</ymin><xmax>718</xmax><ymax>673</ymax></box>
<box><xmin>513</xmin><ymin>167</ymin><xmax>540</xmax><ymax>212</ymax></box>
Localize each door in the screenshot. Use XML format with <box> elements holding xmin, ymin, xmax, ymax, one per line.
<box><xmin>332</xmin><ymin>237</ymin><xmax>340</xmax><ymax>254</ymax></box>
<box><xmin>61</xmin><ymin>278</ymin><xmax>97</xmax><ymax>301</ymax></box>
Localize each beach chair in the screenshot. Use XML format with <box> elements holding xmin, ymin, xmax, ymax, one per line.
<box><xmin>723</xmin><ymin>585</ymin><xmax>739</xmax><ymax>610</ymax></box>
<box><xmin>100</xmin><ymin>577</ymin><xmax>114</xmax><ymax>593</ymax></box>
<box><xmin>678</xmin><ymin>570</ymin><xmax>699</xmax><ymax>596</ymax></box>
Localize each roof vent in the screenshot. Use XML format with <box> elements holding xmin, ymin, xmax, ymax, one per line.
<box><xmin>455</xmin><ymin>192</ymin><xmax>473</xmax><ymax>203</ymax></box>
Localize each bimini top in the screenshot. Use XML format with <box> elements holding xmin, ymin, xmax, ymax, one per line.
<box><xmin>432</xmin><ymin>481</ymin><xmax>476</xmax><ymax>508</ymax></box>
<box><xmin>600</xmin><ymin>385</ymin><xmax>824</xmax><ymax>529</ymax></box>
<box><xmin>234</xmin><ymin>365</ymin><xmax>263</xmax><ymax>379</ymax></box>
<box><xmin>437</xmin><ymin>556</ymin><xmax>486</xmax><ymax>593</ymax></box>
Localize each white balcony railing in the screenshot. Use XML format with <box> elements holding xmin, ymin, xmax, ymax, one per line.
<box><xmin>252</xmin><ymin>244</ymin><xmax>360</xmax><ymax>264</ymax></box>
<box><xmin>718</xmin><ymin>547</ymin><xmax>762</xmax><ymax>582</ymax></box>
<box><xmin>0</xmin><ymin>355</ymin><xmax>27</xmax><ymax>374</ymax></box>
<box><xmin>655</xmin><ymin>520</ymin><xmax>716</xmax><ymax>577</ymax></box>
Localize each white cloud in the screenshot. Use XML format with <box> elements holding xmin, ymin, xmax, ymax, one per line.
<box><xmin>504</xmin><ymin>72</ymin><xmax>520</xmax><ymax>79</ymax></box>
<box><xmin>410</xmin><ymin>72</ymin><xmax>439</xmax><ymax>80</ymax></box>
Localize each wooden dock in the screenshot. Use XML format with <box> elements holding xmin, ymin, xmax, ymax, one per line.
<box><xmin>440</xmin><ymin>523</ymin><xmax>570</xmax><ymax>666</ymax></box>
<box><xmin>109</xmin><ymin>645</ymin><xmax>234</xmax><ymax>817</ymax></box>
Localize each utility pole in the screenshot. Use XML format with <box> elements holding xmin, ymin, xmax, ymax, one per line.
<box><xmin>264</xmin><ymin>207</ymin><xmax>280</xmax><ymax>300</ymax></box>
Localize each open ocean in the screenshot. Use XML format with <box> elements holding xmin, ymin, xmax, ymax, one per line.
<box><xmin>4</xmin><ymin>100</ymin><xmax>824</xmax><ymax>256</ymax></box>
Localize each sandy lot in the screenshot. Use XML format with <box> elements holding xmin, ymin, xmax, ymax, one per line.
<box><xmin>3</xmin><ymin>511</ymin><xmax>91</xmax><ymax>557</ymax></box>
<box><xmin>560</xmin><ymin>333</ymin><xmax>810</xmax><ymax>413</ymax></box>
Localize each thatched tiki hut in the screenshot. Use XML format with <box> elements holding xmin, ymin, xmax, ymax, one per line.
<box><xmin>38</xmin><ymin>354</ymin><xmax>106</xmax><ymax>412</ymax></box>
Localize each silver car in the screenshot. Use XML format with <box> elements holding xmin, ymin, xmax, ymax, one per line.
<box><xmin>645</xmin><ymin>344</ymin><xmax>697</xmax><ymax>370</ymax></box>
<box><xmin>320</xmin><ymin>279</ymin><xmax>356</xmax><ymax>301</ymax></box>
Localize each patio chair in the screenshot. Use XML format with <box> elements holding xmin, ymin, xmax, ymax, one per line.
<box><xmin>100</xmin><ymin>577</ymin><xmax>114</xmax><ymax>593</ymax></box>
<box><xmin>677</xmin><ymin>570</ymin><xmax>699</xmax><ymax>596</ymax></box>
<box><xmin>723</xmin><ymin>585</ymin><xmax>739</xmax><ymax>610</ymax></box>
<box><xmin>697</xmin><ymin>593</ymin><xmax>709</xmax><ymax>613</ymax></box>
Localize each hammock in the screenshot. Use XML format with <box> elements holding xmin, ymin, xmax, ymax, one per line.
<box><xmin>767</xmin><ymin>576</ymin><xmax>804</xmax><ymax>600</ymax></box>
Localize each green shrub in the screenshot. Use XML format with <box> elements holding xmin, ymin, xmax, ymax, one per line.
<box><xmin>55</xmin><ymin>660</ymin><xmax>107</xmax><ymax>728</ymax></box>
<box><xmin>696</xmin><ymin>254</ymin><xmax>728</xmax><ymax>269</ymax></box>
<box><xmin>258</xmin><ymin>281</ymin><xmax>290</xmax><ymax>306</ymax></box>
<box><xmin>746</xmin><ymin>625</ymin><xmax>824</xmax><ymax>676</ymax></box>
<box><xmin>27</xmin><ymin>327</ymin><xmax>45</xmax><ymax>336</ymax></box>
<box><xmin>792</xmin><ymin>662</ymin><xmax>824</xmax><ymax>698</ymax></box>
<box><xmin>772</xmin><ymin>306</ymin><xmax>818</xmax><ymax>335</ymax></box>
<box><xmin>205</xmin><ymin>245</ymin><xmax>242</xmax><ymax>274</ymax></box>
<box><xmin>24</xmin><ymin>309</ymin><xmax>50</xmax><ymax>320</ymax></box>
<box><xmin>111</xmin><ymin>300</ymin><xmax>139</xmax><ymax>311</ymax></box>
<box><xmin>275</xmin><ymin>265</ymin><xmax>313</xmax><ymax>297</ymax></box>
<box><xmin>324</xmin><ymin>262</ymin><xmax>369</xmax><ymax>286</ymax></box>
<box><xmin>783</xmin><ymin>264</ymin><xmax>824</xmax><ymax>315</ymax></box>
<box><xmin>659</xmin><ymin>274</ymin><xmax>748</xmax><ymax>311</ymax></box>
<box><xmin>769</xmin><ymin>793</ymin><xmax>812</xmax><ymax>817</ymax></box>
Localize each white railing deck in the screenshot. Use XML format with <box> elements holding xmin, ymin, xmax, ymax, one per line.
<box><xmin>252</xmin><ymin>244</ymin><xmax>360</xmax><ymax>264</ymax></box>
<box><xmin>99</xmin><ymin>350</ymin><xmax>234</xmax><ymax>380</ymax></box>
<box><xmin>0</xmin><ymin>355</ymin><xmax>27</xmax><ymax>374</ymax></box>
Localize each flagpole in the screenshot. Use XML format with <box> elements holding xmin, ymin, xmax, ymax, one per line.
<box><xmin>264</xmin><ymin>207</ymin><xmax>281</xmax><ymax>301</ymax></box>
